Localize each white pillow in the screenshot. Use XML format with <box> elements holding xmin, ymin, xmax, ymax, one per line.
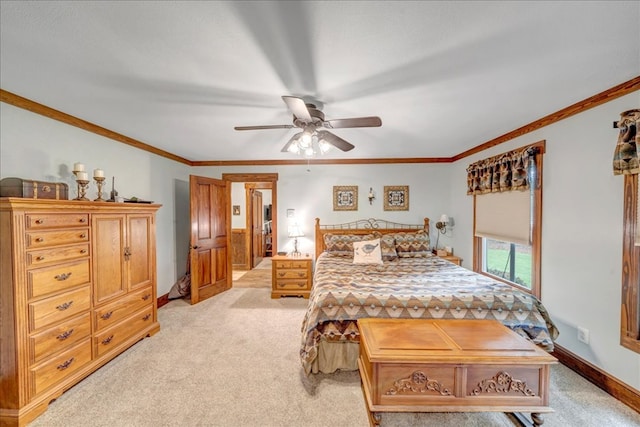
<box><xmin>353</xmin><ymin>239</ymin><xmax>383</xmax><ymax>265</ymax></box>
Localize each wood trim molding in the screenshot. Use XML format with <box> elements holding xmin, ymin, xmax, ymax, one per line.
<box><xmin>552</xmin><ymin>344</ymin><xmax>640</xmax><ymax>413</ymax></box>
<box><xmin>621</xmin><ymin>174</ymin><xmax>640</xmax><ymax>353</ymax></box>
<box><xmin>2</xmin><ymin>77</ymin><xmax>637</xmax><ymax>166</ymax></box>
<box><xmin>157</xmin><ymin>293</ymin><xmax>170</xmax><ymax>309</ymax></box>
<box><xmin>0</xmin><ymin>89</ymin><xmax>193</xmax><ymax>165</ymax></box>
<box><xmin>452</xmin><ymin>76</ymin><xmax>640</xmax><ymax>162</ymax></box>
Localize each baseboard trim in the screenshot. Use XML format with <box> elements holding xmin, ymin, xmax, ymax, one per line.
<box><xmin>157</xmin><ymin>293</ymin><xmax>169</xmax><ymax>309</ymax></box>
<box><xmin>552</xmin><ymin>344</ymin><xmax>640</xmax><ymax>413</ymax></box>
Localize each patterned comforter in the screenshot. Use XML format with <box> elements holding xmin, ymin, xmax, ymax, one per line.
<box><xmin>300</xmin><ymin>253</ymin><xmax>558</xmax><ymax>375</ymax></box>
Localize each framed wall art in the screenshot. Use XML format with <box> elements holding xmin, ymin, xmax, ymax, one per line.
<box><xmin>333</xmin><ymin>185</ymin><xmax>358</xmax><ymax>211</ymax></box>
<box><xmin>384</xmin><ymin>185</ymin><xmax>409</xmax><ymax>211</ymax></box>
<box><xmin>232</xmin><ymin>205</ymin><xmax>241</xmax><ymax>215</ymax></box>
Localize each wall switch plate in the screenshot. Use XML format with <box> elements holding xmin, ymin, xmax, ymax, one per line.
<box><xmin>577</xmin><ymin>326</ymin><xmax>590</xmax><ymax>344</ymax></box>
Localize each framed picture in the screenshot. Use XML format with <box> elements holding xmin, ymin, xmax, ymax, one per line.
<box><xmin>333</xmin><ymin>186</ymin><xmax>358</xmax><ymax>211</ymax></box>
<box><xmin>232</xmin><ymin>205</ymin><xmax>241</xmax><ymax>215</ymax></box>
<box><xmin>384</xmin><ymin>185</ymin><xmax>409</xmax><ymax>211</ymax></box>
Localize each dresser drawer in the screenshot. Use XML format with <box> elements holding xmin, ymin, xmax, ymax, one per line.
<box><xmin>26</xmin><ymin>228</ymin><xmax>90</xmax><ymax>249</ymax></box>
<box><xmin>31</xmin><ymin>338</ymin><xmax>92</xmax><ymax>395</ymax></box>
<box><xmin>30</xmin><ymin>312</ymin><xmax>91</xmax><ymax>363</ymax></box>
<box><xmin>94</xmin><ymin>306</ymin><xmax>154</xmax><ymax>357</ymax></box>
<box><xmin>275</xmin><ymin>269</ymin><xmax>308</xmax><ymax>279</ymax></box>
<box><xmin>26</xmin><ymin>213</ymin><xmax>89</xmax><ymax>229</ymax></box>
<box><xmin>94</xmin><ymin>287</ymin><xmax>154</xmax><ymax>331</ymax></box>
<box><xmin>27</xmin><ymin>243</ymin><xmax>90</xmax><ymax>267</ymax></box>
<box><xmin>274</xmin><ymin>279</ymin><xmax>309</xmax><ymax>290</ymax></box>
<box><xmin>274</xmin><ymin>260</ymin><xmax>310</xmax><ymax>269</ymax></box>
<box><xmin>29</xmin><ymin>286</ymin><xmax>91</xmax><ymax>331</ymax></box>
<box><xmin>28</xmin><ymin>259</ymin><xmax>91</xmax><ymax>299</ymax></box>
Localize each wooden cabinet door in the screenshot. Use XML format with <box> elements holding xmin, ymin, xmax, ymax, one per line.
<box><xmin>92</xmin><ymin>214</ymin><xmax>127</xmax><ymax>304</ymax></box>
<box><xmin>127</xmin><ymin>214</ymin><xmax>154</xmax><ymax>291</ymax></box>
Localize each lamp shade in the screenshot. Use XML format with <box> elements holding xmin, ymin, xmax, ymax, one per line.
<box><xmin>439</xmin><ymin>214</ymin><xmax>449</xmax><ymax>224</ymax></box>
<box><xmin>288</xmin><ymin>225</ymin><xmax>304</xmax><ymax>238</ymax></box>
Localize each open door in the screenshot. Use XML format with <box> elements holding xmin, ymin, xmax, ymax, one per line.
<box><xmin>189</xmin><ymin>175</ymin><xmax>231</xmax><ymax>304</ymax></box>
<box><xmin>250</xmin><ymin>189</ymin><xmax>263</xmax><ymax>268</ymax></box>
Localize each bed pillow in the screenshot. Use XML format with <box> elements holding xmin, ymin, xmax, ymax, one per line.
<box><xmin>378</xmin><ymin>234</ymin><xmax>398</xmax><ymax>261</ymax></box>
<box><xmin>353</xmin><ymin>239</ymin><xmax>383</xmax><ymax>264</ymax></box>
<box><xmin>324</xmin><ymin>233</ymin><xmax>375</xmax><ymax>256</ymax></box>
<box><xmin>394</xmin><ymin>230</ymin><xmax>432</xmax><ymax>258</ymax></box>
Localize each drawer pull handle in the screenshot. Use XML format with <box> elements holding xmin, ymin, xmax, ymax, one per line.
<box><xmin>35</xmin><ymin>219</ymin><xmax>44</xmax><ymax>224</ymax></box>
<box><xmin>297</xmin><ymin>272</ymin><xmax>305</xmax><ymax>277</ymax></box>
<box><xmin>36</xmin><ymin>256</ymin><xmax>45</xmax><ymax>261</ymax></box>
<box><xmin>57</xmin><ymin>329</ymin><xmax>74</xmax><ymax>340</ymax></box>
<box><xmin>142</xmin><ymin>294</ymin><xmax>151</xmax><ymax>301</ymax></box>
<box><xmin>54</xmin><ymin>272</ymin><xmax>72</xmax><ymax>281</ymax></box>
<box><xmin>35</xmin><ymin>237</ymin><xmax>44</xmax><ymax>242</ymax></box>
<box><xmin>143</xmin><ymin>314</ymin><xmax>151</xmax><ymax>321</ymax></box>
<box><xmin>278</xmin><ymin>272</ymin><xmax>285</xmax><ymax>277</ymax></box>
<box><xmin>56</xmin><ymin>301</ymin><xmax>73</xmax><ymax>311</ymax></box>
<box><xmin>79</xmin><ymin>218</ymin><xmax>87</xmax><ymax>223</ymax></box>
<box><xmin>101</xmin><ymin>311</ymin><xmax>113</xmax><ymax>320</ymax></box>
<box><xmin>57</xmin><ymin>357</ymin><xmax>75</xmax><ymax>371</ymax></box>
<box><xmin>101</xmin><ymin>335</ymin><xmax>114</xmax><ymax>345</ymax></box>
<box><xmin>123</xmin><ymin>247</ymin><xmax>131</xmax><ymax>261</ymax></box>
<box><xmin>80</xmin><ymin>233</ymin><xmax>87</xmax><ymax>238</ymax></box>
<box><xmin>80</xmin><ymin>249</ymin><xmax>87</xmax><ymax>254</ymax></box>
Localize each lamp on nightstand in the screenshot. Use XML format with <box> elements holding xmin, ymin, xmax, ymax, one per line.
<box><xmin>288</xmin><ymin>224</ymin><xmax>304</xmax><ymax>256</ymax></box>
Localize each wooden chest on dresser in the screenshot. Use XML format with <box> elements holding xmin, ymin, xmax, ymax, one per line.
<box><xmin>271</xmin><ymin>254</ymin><xmax>313</xmax><ymax>298</ymax></box>
<box><xmin>0</xmin><ymin>198</ymin><xmax>161</xmax><ymax>426</ymax></box>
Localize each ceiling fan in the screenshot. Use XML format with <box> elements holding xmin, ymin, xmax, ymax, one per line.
<box><xmin>234</xmin><ymin>96</ymin><xmax>382</xmax><ymax>154</ymax></box>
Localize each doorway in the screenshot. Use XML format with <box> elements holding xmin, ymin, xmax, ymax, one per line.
<box><xmin>223</xmin><ymin>173</ymin><xmax>278</xmax><ymax>279</ymax></box>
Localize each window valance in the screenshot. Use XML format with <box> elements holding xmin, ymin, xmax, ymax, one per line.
<box><xmin>466</xmin><ymin>146</ymin><xmax>536</xmax><ymax>195</ymax></box>
<box><xmin>613</xmin><ymin>109</ymin><xmax>640</xmax><ymax>175</ymax></box>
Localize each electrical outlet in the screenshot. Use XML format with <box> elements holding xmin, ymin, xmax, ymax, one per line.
<box><xmin>577</xmin><ymin>326</ymin><xmax>590</xmax><ymax>344</ymax></box>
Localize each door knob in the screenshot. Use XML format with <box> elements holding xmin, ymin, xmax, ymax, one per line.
<box><xmin>192</xmin><ymin>245</ymin><xmax>199</xmax><ymax>250</ymax></box>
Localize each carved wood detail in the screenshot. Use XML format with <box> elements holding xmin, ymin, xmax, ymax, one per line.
<box><xmin>471</xmin><ymin>371</ymin><xmax>536</xmax><ymax>396</ymax></box>
<box><xmin>385</xmin><ymin>370</ymin><xmax>452</xmax><ymax>396</ymax></box>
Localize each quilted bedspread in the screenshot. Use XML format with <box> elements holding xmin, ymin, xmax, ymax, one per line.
<box><xmin>300</xmin><ymin>253</ymin><xmax>559</xmax><ymax>375</ymax></box>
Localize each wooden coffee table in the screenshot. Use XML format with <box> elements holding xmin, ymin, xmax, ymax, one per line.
<box><xmin>357</xmin><ymin>318</ymin><xmax>557</xmax><ymax>427</ymax></box>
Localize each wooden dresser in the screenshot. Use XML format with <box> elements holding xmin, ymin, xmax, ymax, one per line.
<box><xmin>271</xmin><ymin>254</ymin><xmax>313</xmax><ymax>298</ymax></box>
<box><xmin>0</xmin><ymin>198</ymin><xmax>161</xmax><ymax>426</ymax></box>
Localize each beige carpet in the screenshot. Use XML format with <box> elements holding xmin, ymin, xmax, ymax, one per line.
<box><xmin>29</xmin><ymin>287</ymin><xmax>640</xmax><ymax>427</ymax></box>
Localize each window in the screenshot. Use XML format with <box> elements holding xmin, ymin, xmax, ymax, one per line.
<box><xmin>469</xmin><ymin>141</ymin><xmax>544</xmax><ymax>297</ymax></box>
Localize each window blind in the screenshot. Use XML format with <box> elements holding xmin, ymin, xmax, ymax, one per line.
<box><xmin>475</xmin><ymin>190</ymin><xmax>531</xmax><ymax>246</ymax></box>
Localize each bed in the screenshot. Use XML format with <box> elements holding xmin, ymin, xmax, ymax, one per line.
<box><xmin>300</xmin><ymin>218</ymin><xmax>559</xmax><ymax>375</ymax></box>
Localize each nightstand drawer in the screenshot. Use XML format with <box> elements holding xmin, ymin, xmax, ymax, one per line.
<box><xmin>275</xmin><ymin>269</ymin><xmax>308</xmax><ymax>279</ymax></box>
<box><xmin>274</xmin><ymin>279</ymin><xmax>309</xmax><ymax>290</ymax></box>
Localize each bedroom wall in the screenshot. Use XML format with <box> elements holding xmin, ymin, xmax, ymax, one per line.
<box><xmin>0</xmin><ymin>102</ymin><xmax>192</xmax><ymax>298</ymax></box>
<box><xmin>447</xmin><ymin>91</ymin><xmax>640</xmax><ymax>390</ymax></box>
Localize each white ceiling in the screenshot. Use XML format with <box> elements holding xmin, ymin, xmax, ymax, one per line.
<box><xmin>1</xmin><ymin>1</ymin><xmax>638</xmax><ymax>162</ymax></box>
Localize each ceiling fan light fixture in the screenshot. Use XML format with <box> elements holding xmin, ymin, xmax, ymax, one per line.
<box><xmin>319</xmin><ymin>139</ymin><xmax>331</xmax><ymax>154</ymax></box>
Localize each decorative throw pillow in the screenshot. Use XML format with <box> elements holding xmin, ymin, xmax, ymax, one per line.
<box><xmin>379</xmin><ymin>234</ymin><xmax>398</xmax><ymax>261</ymax></box>
<box><xmin>353</xmin><ymin>239</ymin><xmax>383</xmax><ymax>264</ymax></box>
<box><xmin>394</xmin><ymin>230</ymin><xmax>432</xmax><ymax>258</ymax></box>
<box><xmin>324</xmin><ymin>233</ymin><xmax>375</xmax><ymax>256</ymax></box>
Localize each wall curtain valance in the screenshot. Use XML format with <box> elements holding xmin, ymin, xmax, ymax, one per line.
<box><xmin>466</xmin><ymin>146</ymin><xmax>536</xmax><ymax>195</ymax></box>
<box><xmin>613</xmin><ymin>109</ymin><xmax>640</xmax><ymax>175</ymax></box>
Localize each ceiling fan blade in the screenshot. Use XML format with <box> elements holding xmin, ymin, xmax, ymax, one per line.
<box><xmin>281</xmin><ymin>132</ymin><xmax>302</xmax><ymax>152</ymax></box>
<box><xmin>317</xmin><ymin>130</ymin><xmax>355</xmax><ymax>152</ymax></box>
<box><xmin>282</xmin><ymin>96</ymin><xmax>312</xmax><ymax>123</ymax></box>
<box><xmin>234</xmin><ymin>124</ymin><xmax>294</xmax><ymax>131</ymax></box>
<box><xmin>324</xmin><ymin>116</ymin><xmax>382</xmax><ymax>129</ymax></box>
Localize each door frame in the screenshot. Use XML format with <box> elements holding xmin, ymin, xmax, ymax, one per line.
<box><xmin>223</xmin><ymin>173</ymin><xmax>278</xmax><ymax>263</ymax></box>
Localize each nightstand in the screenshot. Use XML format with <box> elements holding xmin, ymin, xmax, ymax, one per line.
<box><xmin>440</xmin><ymin>255</ymin><xmax>462</xmax><ymax>266</ymax></box>
<box><xmin>271</xmin><ymin>254</ymin><xmax>313</xmax><ymax>298</ymax></box>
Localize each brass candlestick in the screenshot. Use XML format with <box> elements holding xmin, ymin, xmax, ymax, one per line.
<box><xmin>75</xmin><ymin>179</ymin><xmax>90</xmax><ymax>201</ymax></box>
<box><xmin>94</xmin><ymin>176</ymin><xmax>106</xmax><ymax>201</ymax></box>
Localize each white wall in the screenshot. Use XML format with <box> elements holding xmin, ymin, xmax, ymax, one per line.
<box><xmin>3</xmin><ymin>91</ymin><xmax>640</xmax><ymax>391</ymax></box>
<box><xmin>0</xmin><ymin>103</ymin><xmax>192</xmax><ymax>297</ymax></box>
<box><xmin>448</xmin><ymin>91</ymin><xmax>640</xmax><ymax>390</ymax></box>
<box><xmin>196</xmin><ymin>163</ymin><xmax>453</xmax><ymax>257</ymax></box>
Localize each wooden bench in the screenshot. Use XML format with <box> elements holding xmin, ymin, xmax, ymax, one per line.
<box><xmin>357</xmin><ymin>318</ymin><xmax>557</xmax><ymax>426</ymax></box>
